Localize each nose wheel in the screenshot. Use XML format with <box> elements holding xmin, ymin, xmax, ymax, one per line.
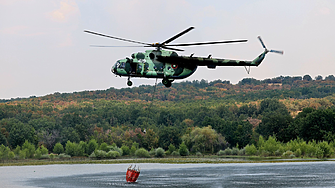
<box><xmin>162</xmin><ymin>78</ymin><xmax>172</xmax><ymax>87</ymax></box>
<box><xmin>127</xmin><ymin>77</ymin><xmax>132</xmax><ymax>86</ymax></box>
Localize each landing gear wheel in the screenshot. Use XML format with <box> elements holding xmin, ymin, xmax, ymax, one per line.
<box><xmin>127</xmin><ymin>80</ymin><xmax>132</xmax><ymax>86</ymax></box>
<box><xmin>165</xmin><ymin>82</ymin><xmax>172</xmax><ymax>87</ymax></box>
<box><xmin>162</xmin><ymin>79</ymin><xmax>172</xmax><ymax>87</ymax></box>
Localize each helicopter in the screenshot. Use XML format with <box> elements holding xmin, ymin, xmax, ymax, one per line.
<box><xmin>84</xmin><ymin>27</ymin><xmax>283</xmax><ymax>87</ymax></box>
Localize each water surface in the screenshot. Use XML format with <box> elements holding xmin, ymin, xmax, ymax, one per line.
<box><xmin>1</xmin><ymin>162</ymin><xmax>335</xmax><ymax>188</ymax></box>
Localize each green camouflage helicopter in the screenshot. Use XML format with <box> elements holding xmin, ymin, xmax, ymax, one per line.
<box><xmin>85</xmin><ymin>27</ymin><xmax>283</xmax><ymax>87</ymax></box>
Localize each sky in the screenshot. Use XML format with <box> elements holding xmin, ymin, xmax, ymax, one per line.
<box><xmin>1</xmin><ymin>0</ymin><xmax>335</xmax><ymax>99</ymax></box>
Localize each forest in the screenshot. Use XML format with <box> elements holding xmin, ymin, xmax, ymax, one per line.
<box><xmin>1</xmin><ymin>74</ymin><xmax>335</xmax><ymax>160</ymax></box>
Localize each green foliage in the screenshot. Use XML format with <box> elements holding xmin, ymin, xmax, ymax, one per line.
<box><xmin>130</xmin><ymin>145</ymin><xmax>137</xmax><ymax>156</ymax></box>
<box><xmin>182</xmin><ymin>126</ymin><xmax>227</xmax><ymax>153</ymax></box>
<box><xmin>222</xmin><ymin>148</ymin><xmax>232</xmax><ymax>155</ymax></box>
<box><xmin>135</xmin><ymin>148</ymin><xmax>150</xmax><ymax>158</ymax></box>
<box><xmin>149</xmin><ymin>148</ymin><xmax>155</xmax><ymax>156</ymax></box>
<box><xmin>8</xmin><ymin>151</ymin><xmax>15</xmax><ymax>160</ymax></box>
<box><xmin>22</xmin><ymin>140</ymin><xmax>35</xmax><ymax>158</ymax></box>
<box><xmin>121</xmin><ymin>145</ymin><xmax>130</xmax><ymax>156</ymax></box>
<box><xmin>49</xmin><ymin>153</ymin><xmax>55</xmax><ymax>160</ymax></box>
<box><xmin>244</xmin><ymin>144</ymin><xmax>257</xmax><ymax>156</ymax></box>
<box><xmin>65</xmin><ymin>141</ymin><xmax>84</xmax><ymax>156</ymax></box>
<box><xmin>35</xmin><ymin>148</ymin><xmax>42</xmax><ymax>159</ymax></box>
<box><xmin>155</xmin><ymin>147</ymin><xmax>165</xmax><ymax>158</ymax></box>
<box><xmin>196</xmin><ymin>152</ymin><xmax>202</xmax><ymax>157</ymax></box>
<box><xmin>109</xmin><ymin>145</ymin><xmax>123</xmax><ymax>156</ymax></box>
<box><xmin>217</xmin><ymin>150</ymin><xmax>225</xmax><ymax>156</ymax></box>
<box><xmin>178</xmin><ymin>142</ymin><xmax>189</xmax><ymax>156</ymax></box>
<box><xmin>87</xmin><ymin>139</ymin><xmax>98</xmax><ymax>155</ymax></box>
<box><xmin>58</xmin><ymin>153</ymin><xmax>71</xmax><ymax>159</ymax></box>
<box><xmin>106</xmin><ymin>150</ymin><xmax>120</xmax><ymax>159</ymax></box>
<box><xmin>168</xmin><ymin>144</ymin><xmax>176</xmax><ymax>154</ymax></box>
<box><xmin>53</xmin><ymin>143</ymin><xmax>64</xmax><ymax>154</ymax></box>
<box><xmin>0</xmin><ymin>144</ymin><xmax>10</xmax><ymax>160</ymax></box>
<box><xmin>99</xmin><ymin>142</ymin><xmax>109</xmax><ymax>152</ymax></box>
<box><xmin>93</xmin><ymin>150</ymin><xmax>107</xmax><ymax>159</ymax></box>
<box><xmin>40</xmin><ymin>145</ymin><xmax>48</xmax><ymax>155</ymax></box>
<box><xmin>171</xmin><ymin>151</ymin><xmax>180</xmax><ymax>156</ymax></box>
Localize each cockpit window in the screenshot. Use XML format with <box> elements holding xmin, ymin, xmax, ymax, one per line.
<box><xmin>119</xmin><ymin>62</ymin><xmax>126</xmax><ymax>69</ymax></box>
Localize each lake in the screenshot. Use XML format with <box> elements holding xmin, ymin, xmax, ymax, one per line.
<box><xmin>1</xmin><ymin>162</ymin><xmax>335</xmax><ymax>188</ymax></box>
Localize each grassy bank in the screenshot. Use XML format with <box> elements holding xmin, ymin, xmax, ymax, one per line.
<box><xmin>0</xmin><ymin>156</ymin><xmax>332</xmax><ymax>167</ymax></box>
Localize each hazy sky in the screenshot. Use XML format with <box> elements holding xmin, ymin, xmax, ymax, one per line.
<box><xmin>1</xmin><ymin>0</ymin><xmax>335</xmax><ymax>99</ymax></box>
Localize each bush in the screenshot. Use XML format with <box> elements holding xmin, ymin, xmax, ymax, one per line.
<box><xmin>244</xmin><ymin>144</ymin><xmax>257</xmax><ymax>156</ymax></box>
<box><xmin>53</xmin><ymin>143</ymin><xmax>64</xmax><ymax>154</ymax></box>
<box><xmin>87</xmin><ymin>139</ymin><xmax>98</xmax><ymax>155</ymax></box>
<box><xmin>130</xmin><ymin>146</ymin><xmax>137</xmax><ymax>156</ymax></box>
<box><xmin>40</xmin><ymin>145</ymin><xmax>48</xmax><ymax>155</ymax></box>
<box><xmin>232</xmin><ymin>148</ymin><xmax>239</xmax><ymax>155</ymax></box>
<box><xmin>35</xmin><ymin>148</ymin><xmax>42</xmax><ymax>159</ymax></box>
<box><xmin>110</xmin><ymin>146</ymin><xmax>123</xmax><ymax>156</ymax></box>
<box><xmin>40</xmin><ymin>154</ymin><xmax>50</xmax><ymax>159</ymax></box>
<box><xmin>155</xmin><ymin>147</ymin><xmax>165</xmax><ymax>158</ymax></box>
<box><xmin>217</xmin><ymin>150</ymin><xmax>225</xmax><ymax>156</ymax></box>
<box><xmin>171</xmin><ymin>151</ymin><xmax>180</xmax><ymax>156</ymax></box>
<box><xmin>99</xmin><ymin>142</ymin><xmax>109</xmax><ymax>152</ymax></box>
<box><xmin>282</xmin><ymin>150</ymin><xmax>294</xmax><ymax>158</ymax></box>
<box><xmin>223</xmin><ymin>148</ymin><xmax>232</xmax><ymax>155</ymax></box>
<box><xmin>294</xmin><ymin>148</ymin><xmax>302</xmax><ymax>157</ymax></box>
<box><xmin>196</xmin><ymin>152</ymin><xmax>202</xmax><ymax>157</ymax></box>
<box><xmin>121</xmin><ymin>145</ymin><xmax>130</xmax><ymax>156</ymax></box>
<box><xmin>168</xmin><ymin>144</ymin><xmax>176</xmax><ymax>153</ymax></box>
<box><xmin>49</xmin><ymin>153</ymin><xmax>55</xmax><ymax>160</ymax></box>
<box><xmin>238</xmin><ymin>148</ymin><xmax>246</xmax><ymax>156</ymax></box>
<box><xmin>106</xmin><ymin>151</ymin><xmax>120</xmax><ymax>159</ymax></box>
<box><xmin>149</xmin><ymin>148</ymin><xmax>155</xmax><ymax>156</ymax></box>
<box><xmin>94</xmin><ymin>150</ymin><xmax>107</xmax><ymax>159</ymax></box>
<box><xmin>179</xmin><ymin>142</ymin><xmax>189</xmax><ymax>156</ymax></box>
<box><xmin>135</xmin><ymin>148</ymin><xmax>150</xmax><ymax>158</ymax></box>
<box><xmin>58</xmin><ymin>153</ymin><xmax>71</xmax><ymax>159</ymax></box>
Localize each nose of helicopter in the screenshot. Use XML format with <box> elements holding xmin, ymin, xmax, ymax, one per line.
<box><xmin>111</xmin><ymin>61</ymin><xmax>119</xmax><ymax>74</ymax></box>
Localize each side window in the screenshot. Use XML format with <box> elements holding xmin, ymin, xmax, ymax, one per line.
<box><xmin>119</xmin><ymin>62</ymin><xmax>126</xmax><ymax>69</ymax></box>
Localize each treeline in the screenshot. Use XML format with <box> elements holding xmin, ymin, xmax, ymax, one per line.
<box><xmin>1</xmin><ymin>76</ymin><xmax>335</xmax><ymax>160</ymax></box>
<box><xmin>2</xmin><ymin>75</ymin><xmax>335</xmax><ymax>103</ymax></box>
<box><xmin>1</xmin><ymin>97</ymin><xmax>335</xmax><ymax>158</ymax></box>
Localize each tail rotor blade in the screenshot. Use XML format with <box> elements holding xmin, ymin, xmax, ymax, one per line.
<box><xmin>270</xmin><ymin>50</ymin><xmax>284</xmax><ymax>55</ymax></box>
<box><xmin>257</xmin><ymin>36</ymin><xmax>267</xmax><ymax>49</ymax></box>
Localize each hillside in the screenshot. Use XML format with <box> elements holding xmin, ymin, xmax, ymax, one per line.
<box><xmin>1</xmin><ymin>75</ymin><xmax>335</xmax><ymax>158</ymax></box>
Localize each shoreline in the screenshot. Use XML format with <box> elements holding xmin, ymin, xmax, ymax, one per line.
<box><xmin>1</xmin><ymin>157</ymin><xmax>333</xmax><ymax>167</ymax></box>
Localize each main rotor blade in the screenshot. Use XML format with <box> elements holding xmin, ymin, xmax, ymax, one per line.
<box><xmin>161</xmin><ymin>46</ymin><xmax>184</xmax><ymax>51</ymax></box>
<box><xmin>84</xmin><ymin>30</ymin><xmax>152</xmax><ymax>46</ymax></box>
<box><xmin>160</xmin><ymin>27</ymin><xmax>195</xmax><ymax>45</ymax></box>
<box><xmin>90</xmin><ymin>45</ymin><xmax>150</xmax><ymax>47</ymax></box>
<box><xmin>165</xmin><ymin>39</ymin><xmax>248</xmax><ymax>47</ymax></box>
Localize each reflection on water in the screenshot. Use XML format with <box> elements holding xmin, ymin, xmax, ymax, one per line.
<box><xmin>24</xmin><ymin>162</ymin><xmax>335</xmax><ymax>188</ymax></box>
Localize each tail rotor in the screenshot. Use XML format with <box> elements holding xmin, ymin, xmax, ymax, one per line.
<box><xmin>257</xmin><ymin>36</ymin><xmax>283</xmax><ymax>55</ymax></box>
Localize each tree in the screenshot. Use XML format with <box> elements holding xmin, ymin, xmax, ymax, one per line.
<box><xmin>179</xmin><ymin>142</ymin><xmax>189</xmax><ymax>156</ymax></box>
<box><xmin>65</xmin><ymin>141</ymin><xmax>84</xmax><ymax>156</ymax></box>
<box><xmin>182</xmin><ymin>126</ymin><xmax>227</xmax><ymax>153</ymax></box>
<box><xmin>0</xmin><ymin>133</ymin><xmax>7</xmax><ymax>146</ymax></box>
<box><xmin>142</xmin><ymin>129</ymin><xmax>158</xmax><ymax>150</ymax></box>
<box><xmin>158</xmin><ymin>126</ymin><xmax>181</xmax><ymax>150</ymax></box>
<box><xmin>8</xmin><ymin>120</ymin><xmax>35</xmax><ymax>148</ymax></box>
<box><xmin>22</xmin><ymin>140</ymin><xmax>35</xmax><ymax>158</ymax></box>
<box><xmin>303</xmin><ymin>74</ymin><xmax>312</xmax><ymax>81</ymax></box>
<box><xmin>53</xmin><ymin>142</ymin><xmax>64</xmax><ymax>154</ymax></box>
<box><xmin>298</xmin><ymin>108</ymin><xmax>335</xmax><ymax>142</ymax></box>
<box><xmin>87</xmin><ymin>139</ymin><xmax>98</xmax><ymax>155</ymax></box>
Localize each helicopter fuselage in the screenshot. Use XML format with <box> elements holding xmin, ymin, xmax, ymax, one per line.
<box><xmin>112</xmin><ymin>50</ymin><xmax>197</xmax><ymax>86</ymax></box>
